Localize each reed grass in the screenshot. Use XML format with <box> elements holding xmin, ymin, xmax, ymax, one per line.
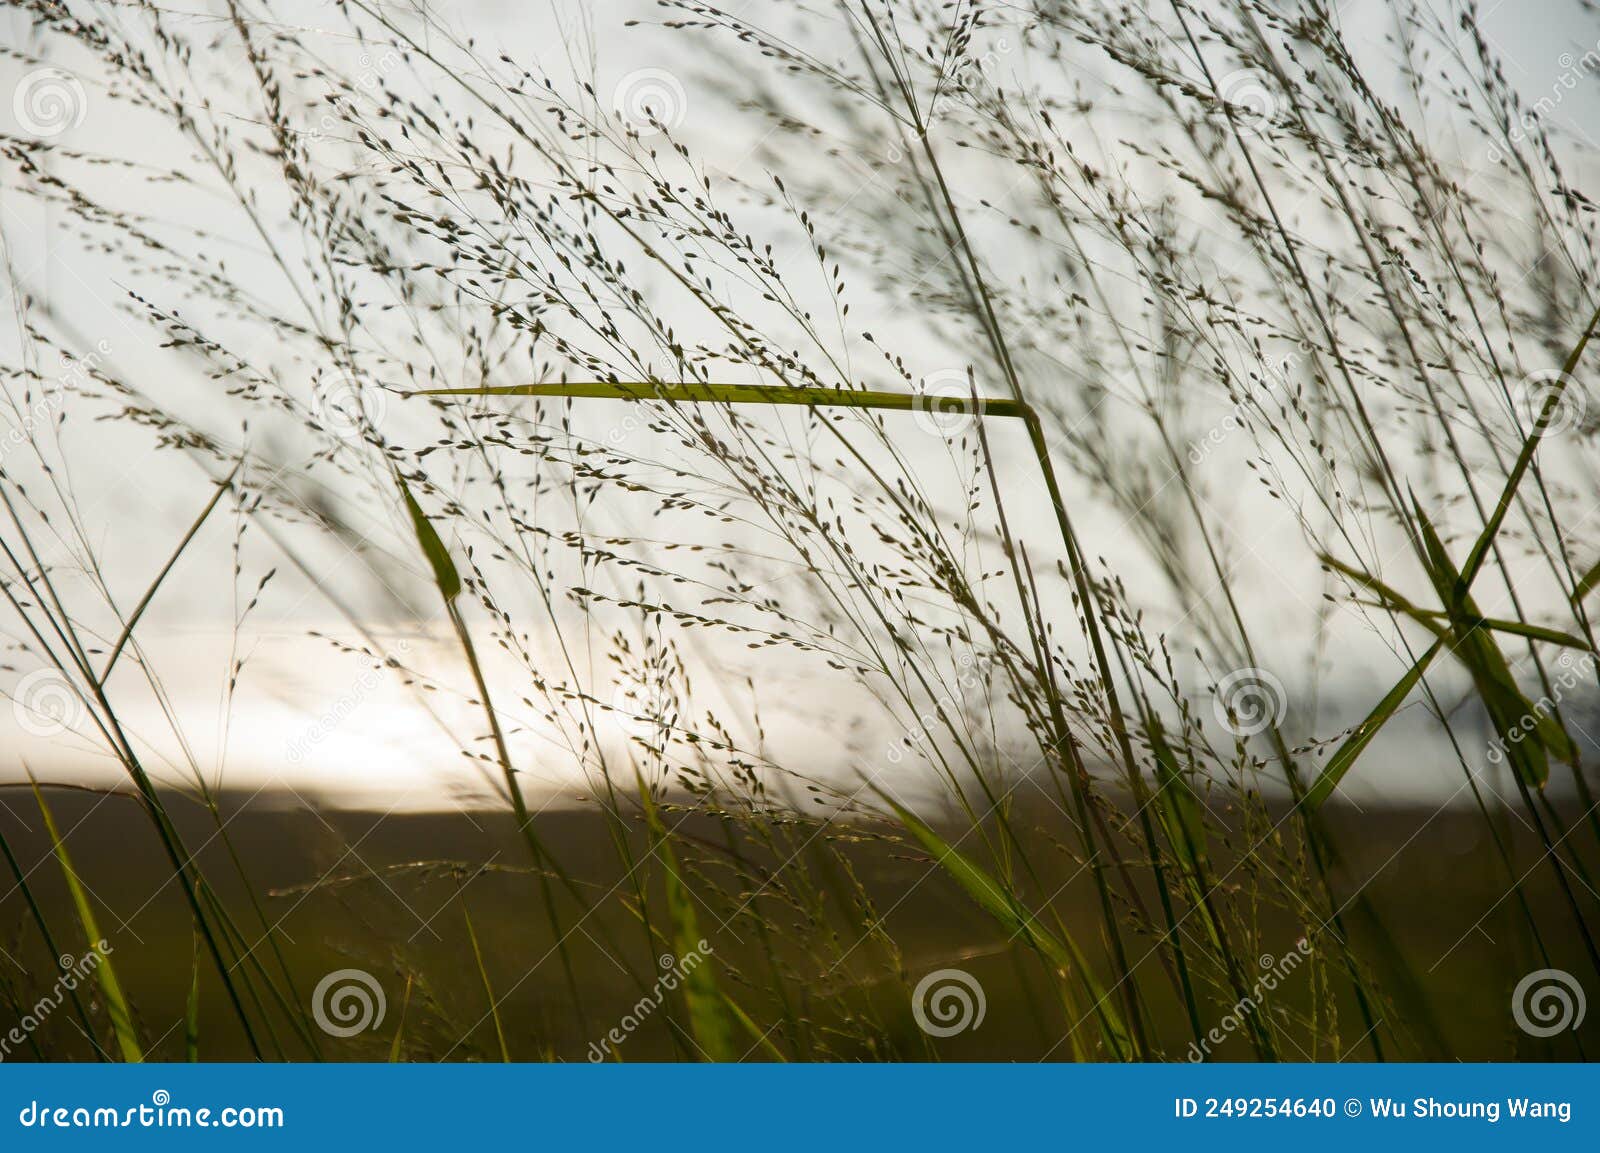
<box><xmin>2</xmin><ymin>0</ymin><xmax>1598</xmax><ymax>1061</ymax></box>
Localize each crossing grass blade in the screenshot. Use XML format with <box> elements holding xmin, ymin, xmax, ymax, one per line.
<box><xmin>1322</xmin><ymin>554</ymin><xmax>1590</xmax><ymax>651</ymax></box>
<box><xmin>639</xmin><ymin>778</ymin><xmax>737</xmax><ymax>1062</ymax></box>
<box><xmin>1572</xmin><ymin>557</ymin><xmax>1600</xmax><ymax>606</ymax></box>
<box><xmin>30</xmin><ymin>781</ymin><xmax>143</xmax><ymax>1063</ymax></box>
<box><xmin>880</xmin><ymin>795</ymin><xmax>1131</xmax><ymax>1057</ymax></box>
<box><xmin>414</xmin><ymin>380</ymin><xmax>1029</xmax><ymax>419</ymax></box>
<box><xmin>185</xmin><ymin>924</ymin><xmax>200</xmax><ymax>1062</ymax></box>
<box><xmin>724</xmin><ymin>993</ymin><xmax>787</xmax><ymax>1061</ymax></box>
<box><xmin>1436</xmin><ymin>616</ymin><xmax>1589</xmax><ymax>652</ymax></box>
<box><xmin>1305</xmin><ymin>637</ymin><xmax>1445</xmax><ymax>811</ymax></box>
<box><xmin>463</xmin><ymin>905</ymin><xmax>510</xmax><ymax>1062</ymax></box>
<box><xmin>1312</xmin><ymin>496</ymin><xmax>1583</xmax><ymax>811</ymax></box>
<box><xmin>0</xmin><ymin>822</ymin><xmax>103</xmax><ymax>1055</ymax></box>
<box><xmin>389</xmin><ymin>976</ymin><xmax>414</xmax><ymax>1063</ymax></box>
<box><xmin>1413</xmin><ymin>501</ymin><xmax>1570</xmax><ymax>782</ymax></box>
<box><xmin>396</xmin><ymin>474</ymin><xmax>461</xmax><ymax>603</ymax></box>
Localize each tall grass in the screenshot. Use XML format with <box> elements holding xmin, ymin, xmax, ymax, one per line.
<box><xmin>1</xmin><ymin>0</ymin><xmax>1598</xmax><ymax>1060</ymax></box>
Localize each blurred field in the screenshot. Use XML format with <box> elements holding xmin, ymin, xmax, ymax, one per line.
<box><xmin>1</xmin><ymin>787</ymin><xmax>1592</xmax><ymax>1062</ymax></box>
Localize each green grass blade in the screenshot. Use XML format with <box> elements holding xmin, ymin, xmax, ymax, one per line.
<box><xmin>1325</xmin><ymin>555</ymin><xmax>1589</xmax><ymax>651</ymax></box>
<box><xmin>723</xmin><ymin>993</ymin><xmax>787</xmax><ymax>1061</ymax></box>
<box><xmin>30</xmin><ymin>782</ymin><xmax>143</xmax><ymax>1062</ymax></box>
<box><xmin>388</xmin><ymin>976</ymin><xmax>413</xmax><ymax>1063</ymax></box>
<box><xmin>1457</xmin><ymin>298</ymin><xmax>1600</xmax><ymax>591</ymax></box>
<box><xmin>396</xmin><ymin>474</ymin><xmax>461</xmax><ymax>602</ymax></box>
<box><xmin>884</xmin><ymin>798</ymin><xmax>1068</xmax><ymax>964</ymax></box>
<box><xmin>880</xmin><ymin>796</ymin><xmax>1130</xmax><ymax>1056</ymax></box>
<box><xmin>0</xmin><ymin>822</ymin><xmax>103</xmax><ymax>1056</ymax></box>
<box><xmin>639</xmin><ymin>782</ymin><xmax>737</xmax><ymax>1062</ymax></box>
<box><xmin>1150</xmin><ymin>722</ymin><xmax>1209</xmax><ymax>877</ymax></box>
<box><xmin>414</xmin><ymin>380</ymin><xmax>1029</xmax><ymax>419</ymax></box>
<box><xmin>1432</xmin><ymin>615</ymin><xmax>1587</xmax><ymax>651</ymax></box>
<box><xmin>1572</xmin><ymin>557</ymin><xmax>1600</xmax><ymax>606</ymax></box>
<box><xmin>1413</xmin><ymin>502</ymin><xmax>1567</xmax><ymax>780</ymax></box>
<box><xmin>393</xmin><ymin>472</ymin><xmax>605</xmax><ymax>1029</ymax></box>
<box><xmin>99</xmin><ymin>462</ymin><xmax>240</xmax><ymax>685</ymax></box>
<box><xmin>1306</xmin><ymin>637</ymin><xmax>1445</xmax><ymax>810</ymax></box>
<box><xmin>1470</xmin><ymin>618</ymin><xmax>1592</xmax><ymax>651</ymax></box>
<box><xmin>463</xmin><ymin>905</ymin><xmax>510</xmax><ymax>1062</ymax></box>
<box><xmin>185</xmin><ymin>924</ymin><xmax>200</xmax><ymax>1062</ymax></box>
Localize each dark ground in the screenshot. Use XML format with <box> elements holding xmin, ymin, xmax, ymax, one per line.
<box><xmin>0</xmin><ymin>784</ymin><xmax>1594</xmax><ymax>1061</ymax></box>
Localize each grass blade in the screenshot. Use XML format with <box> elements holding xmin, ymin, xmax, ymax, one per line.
<box><xmin>1413</xmin><ymin>502</ymin><xmax>1568</xmax><ymax>782</ymax></box>
<box><xmin>185</xmin><ymin>924</ymin><xmax>200</xmax><ymax>1062</ymax></box>
<box><xmin>463</xmin><ymin>905</ymin><xmax>510</xmax><ymax>1062</ymax></box>
<box><xmin>723</xmin><ymin>993</ymin><xmax>787</xmax><ymax>1061</ymax></box>
<box><xmin>396</xmin><ymin>474</ymin><xmax>461</xmax><ymax>602</ymax></box>
<box><xmin>1305</xmin><ymin>638</ymin><xmax>1444</xmax><ymax>810</ymax></box>
<box><xmin>0</xmin><ymin>822</ymin><xmax>103</xmax><ymax>1056</ymax></box>
<box><xmin>880</xmin><ymin>795</ymin><xmax>1130</xmax><ymax>1056</ymax></box>
<box><xmin>30</xmin><ymin>781</ymin><xmax>143</xmax><ymax>1062</ymax></box>
<box><xmin>415</xmin><ymin>380</ymin><xmax>1029</xmax><ymax>419</ymax></box>
<box><xmin>388</xmin><ymin>976</ymin><xmax>414</xmax><ymax>1063</ymax></box>
<box><xmin>639</xmin><ymin>779</ymin><xmax>737</xmax><ymax>1061</ymax></box>
<box><xmin>1571</xmin><ymin>556</ymin><xmax>1600</xmax><ymax>606</ymax></box>
<box><xmin>1456</xmin><ymin>298</ymin><xmax>1600</xmax><ymax>592</ymax></box>
<box><xmin>99</xmin><ymin>462</ymin><xmax>240</xmax><ymax>685</ymax></box>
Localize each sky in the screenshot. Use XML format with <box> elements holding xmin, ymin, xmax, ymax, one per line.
<box><xmin>2</xmin><ymin>0</ymin><xmax>1598</xmax><ymax>809</ymax></box>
